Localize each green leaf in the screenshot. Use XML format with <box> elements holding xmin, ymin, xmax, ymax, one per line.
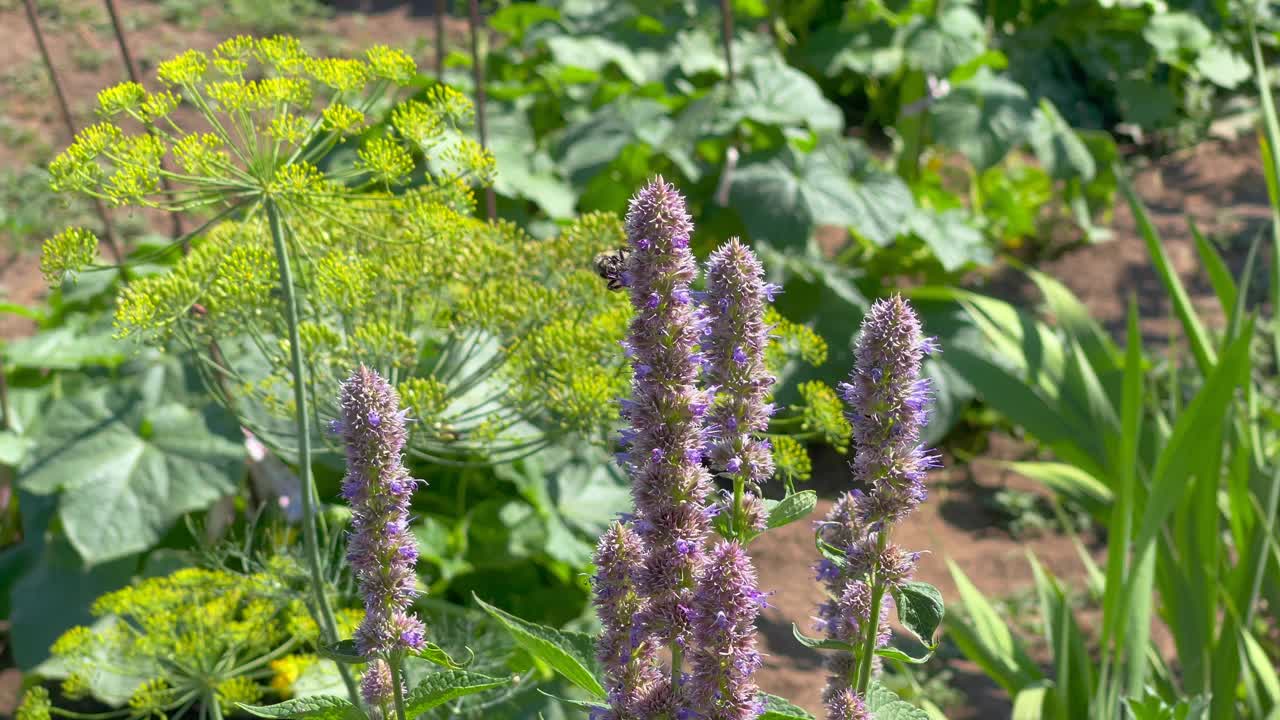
<box><xmin>767</xmin><ymin>490</ymin><xmax>817</xmax><ymax>529</ymax></box>
<box><xmin>1195</xmin><ymin>44</ymin><xmax>1250</xmax><ymax>89</ymax></box>
<box><xmin>758</xmin><ymin>692</ymin><xmax>816</xmax><ymax>720</ymax></box>
<box><xmin>0</xmin><ymin>430</ymin><xmax>34</xmax><ymax>467</ymax></box>
<box><xmin>317</xmin><ymin>640</ymin><xmax>363</xmax><ymax>664</ymax></box>
<box><xmin>415</xmin><ymin>642</ymin><xmax>475</xmax><ymax>670</ymax></box>
<box><xmin>4</xmin><ymin>320</ymin><xmax>124</xmax><ymax>371</ymax></box>
<box><xmin>1028</xmin><ymin>100</ymin><xmax>1095</xmax><ymax>182</ymax></box>
<box><xmin>791</xmin><ymin>623</ymin><xmax>857</xmax><ymax>652</ymax></box>
<box><xmin>893</xmin><ymin>581</ymin><xmax>944</xmax><ymax>650</ymax></box>
<box><xmin>731</xmin><ymin>55</ymin><xmax>844</xmax><ymax>134</ymax></box>
<box><xmin>901</xmin><ymin>5</ymin><xmax>986</xmax><ymax>76</ymax></box>
<box><xmin>535</xmin><ymin>690</ymin><xmax>608</xmax><ymax>713</ymax></box>
<box><xmin>545</xmin><ymin>35</ymin><xmax>647</xmax><ymax>84</ymax></box>
<box><xmin>1115</xmin><ymin>78</ymin><xmax>1178</xmax><ymax>128</ymax></box>
<box><xmin>238</xmin><ymin>695</ymin><xmax>363</xmax><ymax>720</ymax></box>
<box><xmin>18</xmin><ymin>383</ymin><xmax>245</xmax><ymax>564</ymax></box>
<box><xmin>488</xmin><ymin>4</ymin><xmax>560</xmax><ymax>40</ymax></box>
<box><xmin>875</xmin><ymin>644</ymin><xmax>934</xmax><ymax>664</ymax></box>
<box><xmin>403</xmin><ymin>670</ymin><xmax>510</xmax><ymax>716</ymax></box>
<box><xmin>1000</xmin><ymin>461</ymin><xmax>1113</xmax><ymax>517</ymax></box>
<box><xmin>930</xmin><ymin>69</ymin><xmax>1035</xmax><ymax>170</ymax></box>
<box><xmin>731</xmin><ymin>140</ymin><xmax>912</xmax><ymax>250</ymax></box>
<box><xmin>865</xmin><ymin>680</ymin><xmax>932</xmax><ymax>719</ymax></box>
<box><xmin>10</xmin><ymin>534</ymin><xmax>136</xmax><ymax>669</ymax></box>
<box><xmin>556</xmin><ymin>98</ymin><xmax>672</xmax><ymax>188</ymax></box>
<box><xmin>488</xmin><ymin>110</ymin><xmax>576</xmax><ymax>218</ymax></box>
<box><xmin>1143</xmin><ymin>12</ymin><xmax>1212</xmax><ymax>61</ymax></box>
<box><xmin>473</xmin><ymin>594</ymin><xmax>605</xmax><ymax>698</ymax></box>
<box><xmin>905</xmin><ymin>208</ymin><xmax>990</xmax><ymax>271</ymax></box>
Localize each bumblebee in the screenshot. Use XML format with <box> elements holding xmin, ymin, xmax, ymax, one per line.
<box><xmin>593</xmin><ymin>247</ymin><xmax>631</xmax><ymax>291</ymax></box>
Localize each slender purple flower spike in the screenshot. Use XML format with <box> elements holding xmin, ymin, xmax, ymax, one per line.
<box><xmin>688</xmin><ymin>541</ymin><xmax>764</xmax><ymax>720</ymax></box>
<box><xmin>618</xmin><ymin>177</ymin><xmax>714</xmax><ymax>658</ymax></box>
<box><xmin>813</xmin><ymin>296</ymin><xmax>940</xmax><ymax>720</ymax></box>
<box><xmin>703</xmin><ymin>238</ymin><xmax>775</xmax><ymax>530</ymax></box>
<box><xmin>592</xmin><ymin>522</ymin><xmax>662</xmax><ymax>719</ymax></box>
<box><xmin>360</xmin><ymin>659</ymin><xmax>400</xmax><ymax>711</ymax></box>
<box><xmin>337</xmin><ymin>366</ymin><xmax>426</xmax><ymax>658</ymax></box>
<box><xmin>838</xmin><ymin>295</ymin><xmax>939</xmax><ymax>526</ymax></box>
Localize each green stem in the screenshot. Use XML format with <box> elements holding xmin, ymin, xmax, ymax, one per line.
<box><xmin>670</xmin><ymin>640</ymin><xmax>683</xmax><ymax>689</ymax></box>
<box><xmin>732</xmin><ymin>476</ymin><xmax>745</xmax><ymax>538</ymax></box>
<box><xmin>389</xmin><ymin>655</ymin><xmax>409</xmax><ymax>720</ymax></box>
<box><xmin>266</xmin><ymin>198</ymin><xmax>360</xmax><ymax>705</ymax></box>
<box><xmin>207</xmin><ymin>693</ymin><xmax>223</xmax><ymax>720</ymax></box>
<box><xmin>854</xmin><ymin>531</ymin><xmax>891</xmax><ymax>695</ymax></box>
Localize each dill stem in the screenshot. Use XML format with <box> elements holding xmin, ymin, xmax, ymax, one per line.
<box><xmin>266</xmin><ymin>198</ymin><xmax>359</xmax><ymax>705</ymax></box>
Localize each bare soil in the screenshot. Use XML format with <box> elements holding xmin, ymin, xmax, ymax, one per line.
<box><xmin>0</xmin><ymin>2</ymin><xmax>1273</xmax><ymax>718</ymax></box>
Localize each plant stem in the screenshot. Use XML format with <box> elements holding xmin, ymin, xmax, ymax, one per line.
<box><xmin>265</xmin><ymin>198</ymin><xmax>359</xmax><ymax>705</ymax></box>
<box><xmin>732</xmin><ymin>475</ymin><xmax>745</xmax><ymax>538</ymax></box>
<box><xmin>207</xmin><ymin>693</ymin><xmax>223</xmax><ymax>720</ymax></box>
<box><xmin>854</xmin><ymin>530</ymin><xmax>891</xmax><ymax>695</ymax></box>
<box><xmin>389</xmin><ymin>656</ymin><xmax>409</xmax><ymax>720</ymax></box>
<box><xmin>22</xmin><ymin>0</ymin><xmax>126</xmax><ymax>269</ymax></box>
<box><xmin>466</xmin><ymin>0</ymin><xmax>495</xmax><ymax>220</ymax></box>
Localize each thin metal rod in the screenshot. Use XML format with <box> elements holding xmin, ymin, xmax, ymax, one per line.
<box><xmin>467</xmin><ymin>0</ymin><xmax>495</xmax><ymax>220</ymax></box>
<box><xmin>22</xmin><ymin>0</ymin><xmax>125</xmax><ymax>266</ymax></box>
<box><xmin>435</xmin><ymin>0</ymin><xmax>447</xmax><ymax>76</ymax></box>
<box><xmin>101</xmin><ymin>0</ymin><xmax>185</xmax><ymax>244</ymax></box>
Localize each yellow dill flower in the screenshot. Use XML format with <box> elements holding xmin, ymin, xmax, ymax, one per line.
<box><xmin>365</xmin><ymin>45</ymin><xmax>416</xmax><ymax>83</ymax></box>
<box><xmin>40</xmin><ymin>227</ymin><xmax>98</xmax><ymax>283</ymax></box>
<box><xmin>357</xmin><ymin>136</ymin><xmax>414</xmax><ymax>185</ymax></box>
<box><xmin>772</xmin><ymin>435</ymin><xmax>813</xmax><ymax>484</ymax></box>
<box><xmin>322</xmin><ymin>103</ymin><xmax>365</xmax><ymax>135</ymax></box>
<box><xmin>96</xmin><ymin>82</ymin><xmax>147</xmax><ymax>117</ymax></box>
<box><xmin>156</xmin><ymin>49</ymin><xmax>208</xmax><ymax>86</ymax></box>
<box><xmin>216</xmin><ymin>676</ymin><xmax>263</xmax><ymax>714</ymax></box>
<box><xmin>61</xmin><ymin>673</ymin><xmax>91</xmax><ymax>701</ymax></box>
<box><xmin>268</xmin><ymin>654</ymin><xmax>318</xmax><ymax>697</ymax></box>
<box><xmin>797</xmin><ymin>381</ymin><xmax>852</xmax><ymax>454</ymax></box>
<box><xmin>128</xmin><ymin>678</ymin><xmax>173</xmax><ymax>716</ymax></box>
<box><xmin>15</xmin><ymin>686</ymin><xmax>51</xmax><ymax>720</ymax></box>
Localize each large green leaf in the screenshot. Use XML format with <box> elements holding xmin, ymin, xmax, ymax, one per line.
<box><xmin>893</xmin><ymin>581</ymin><xmax>944</xmax><ymax>651</ymax></box>
<box><xmin>555</xmin><ymin>99</ymin><xmax>672</xmax><ymax>188</ymax></box>
<box><xmin>9</xmin><ymin>535</ymin><xmax>137</xmax><ymax>669</ymax></box>
<box><xmin>474</xmin><ymin>595</ymin><xmax>605</xmax><ymax>698</ymax></box>
<box><xmin>18</xmin><ymin>382</ymin><xmax>245</xmax><ymax>564</ymax></box>
<box><xmin>930</xmin><ymin>69</ymin><xmax>1035</xmax><ymax>171</ymax></box>
<box><xmin>487</xmin><ymin>108</ymin><xmax>576</xmax><ymax>218</ymax></box>
<box><xmin>239</xmin><ymin>696</ymin><xmax>364</xmax><ymax>720</ymax></box>
<box><xmin>403</xmin><ymin>670</ymin><xmax>510</xmax><ymax>716</ymax></box>
<box><xmin>1143</xmin><ymin>12</ymin><xmax>1212</xmax><ymax>61</ymax></box>
<box><xmin>730</xmin><ymin>55</ymin><xmax>844</xmax><ymax>134</ymax></box>
<box><xmin>731</xmin><ymin>140</ymin><xmax>912</xmax><ymax>250</ymax></box>
<box><xmin>901</xmin><ymin>5</ymin><xmax>986</xmax><ymax>76</ymax></box>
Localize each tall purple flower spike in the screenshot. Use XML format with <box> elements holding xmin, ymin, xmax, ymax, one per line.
<box><xmin>704</xmin><ymin>238</ymin><xmax>776</xmax><ymax>528</ymax></box>
<box><xmin>618</xmin><ymin>177</ymin><xmax>714</xmax><ymax>656</ymax></box>
<box><xmin>337</xmin><ymin>366</ymin><xmax>427</xmax><ymax>658</ymax></box>
<box><xmin>688</xmin><ymin>541</ymin><xmax>765</xmax><ymax>720</ymax></box>
<box><xmin>592</xmin><ymin>522</ymin><xmax>662</xmax><ymax>720</ymax></box>
<box><xmin>815</xmin><ymin>296</ymin><xmax>939</xmax><ymax>720</ymax></box>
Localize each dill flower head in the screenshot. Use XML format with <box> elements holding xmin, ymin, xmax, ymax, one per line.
<box><xmin>336</xmin><ymin>366</ymin><xmax>427</xmax><ymax>657</ymax></box>
<box><xmin>617</xmin><ymin>177</ymin><xmax>714</xmax><ymax>647</ymax></box>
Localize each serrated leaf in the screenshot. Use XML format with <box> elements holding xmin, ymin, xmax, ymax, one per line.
<box><xmin>414</xmin><ymin>642</ymin><xmax>475</xmax><ymax>670</ymax></box>
<box><xmin>403</xmin><ymin>670</ymin><xmax>510</xmax><ymax>716</ymax></box>
<box><xmin>758</xmin><ymin>692</ymin><xmax>815</xmax><ymax>720</ymax></box>
<box><xmin>238</xmin><ymin>695</ymin><xmax>363</xmax><ymax>720</ymax></box>
<box><xmin>767</xmin><ymin>490</ymin><xmax>817</xmax><ymax>529</ymax></box>
<box><xmin>791</xmin><ymin>623</ymin><xmax>857</xmax><ymax>652</ymax></box>
<box><xmin>865</xmin><ymin>680</ymin><xmax>931</xmax><ymax>719</ymax></box>
<box><xmin>18</xmin><ymin>383</ymin><xmax>244</xmax><ymax>564</ymax></box>
<box><xmin>473</xmin><ymin>595</ymin><xmax>605</xmax><ymax>698</ymax></box>
<box><xmin>894</xmin><ymin>581</ymin><xmax>945</xmax><ymax>650</ymax></box>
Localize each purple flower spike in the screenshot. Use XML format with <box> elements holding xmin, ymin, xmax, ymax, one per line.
<box><xmin>337</xmin><ymin>366</ymin><xmax>427</xmax><ymax>658</ymax></box>
<box><xmin>360</xmin><ymin>659</ymin><xmax>401</xmax><ymax>709</ymax></box>
<box><xmin>593</xmin><ymin>523</ymin><xmax>661</xmax><ymax>719</ymax></box>
<box><xmin>689</xmin><ymin>542</ymin><xmax>764</xmax><ymax>720</ymax></box>
<box><xmin>620</xmin><ymin>177</ymin><xmax>714</xmax><ymax>654</ymax></box>
<box><xmin>815</xmin><ymin>296</ymin><xmax>942</xmax><ymax>719</ymax></box>
<box><xmin>838</xmin><ymin>295</ymin><xmax>936</xmax><ymax>524</ymax></box>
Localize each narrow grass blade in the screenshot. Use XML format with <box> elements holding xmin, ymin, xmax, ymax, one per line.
<box><xmin>1189</xmin><ymin>220</ymin><xmax>1236</xmax><ymax>316</ymax></box>
<box><xmin>1118</xmin><ymin>171</ymin><xmax>1216</xmax><ymax>374</ymax></box>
